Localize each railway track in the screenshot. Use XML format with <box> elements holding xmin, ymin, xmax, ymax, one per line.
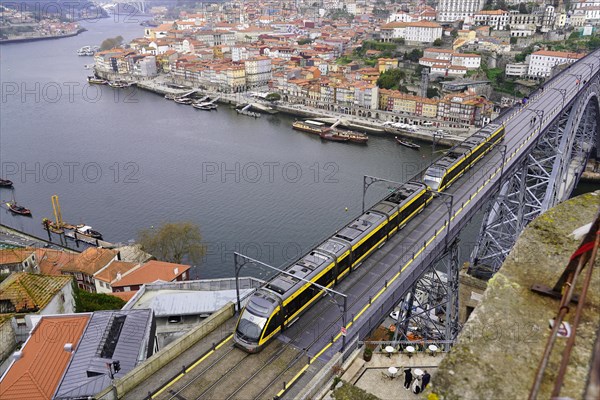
<box><xmin>155</xmin><ymin>146</ymin><xmax>510</xmax><ymax>400</ymax></box>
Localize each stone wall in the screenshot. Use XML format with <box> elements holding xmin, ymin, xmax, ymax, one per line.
<box><xmin>432</xmin><ymin>191</ymin><xmax>600</xmax><ymax>399</ymax></box>
<box><xmin>0</xmin><ymin>317</ymin><xmax>16</xmax><ymax>364</ymax></box>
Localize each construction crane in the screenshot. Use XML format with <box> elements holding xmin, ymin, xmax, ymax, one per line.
<box><xmin>51</xmin><ymin>195</ymin><xmax>63</xmax><ymax>229</ymax></box>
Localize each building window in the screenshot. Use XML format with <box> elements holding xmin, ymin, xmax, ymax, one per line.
<box><xmin>168</xmin><ymin>316</ymin><xmax>182</xmax><ymax>324</ymax></box>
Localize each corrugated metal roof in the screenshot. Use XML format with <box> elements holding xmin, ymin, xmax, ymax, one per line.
<box><xmin>130</xmin><ymin>289</ymin><xmax>252</xmax><ymax>316</ymax></box>
<box><xmin>54</xmin><ymin>309</ymin><xmax>153</xmax><ymax>399</ymax></box>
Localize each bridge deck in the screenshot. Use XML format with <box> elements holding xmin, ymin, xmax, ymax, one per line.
<box><xmin>275</xmin><ymin>50</ymin><xmax>600</xmax><ymax>395</ymax></box>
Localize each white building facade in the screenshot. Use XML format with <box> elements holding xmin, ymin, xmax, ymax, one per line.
<box><xmin>527</xmin><ymin>50</ymin><xmax>584</xmax><ymax>78</ymax></box>
<box><xmin>437</xmin><ymin>0</ymin><xmax>486</xmax><ymax>23</ymax></box>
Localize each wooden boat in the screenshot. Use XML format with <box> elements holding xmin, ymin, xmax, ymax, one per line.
<box><xmin>320</xmin><ymin>131</ymin><xmax>349</xmax><ymax>142</ymax></box>
<box><xmin>395</xmin><ymin>136</ymin><xmax>420</xmax><ymax>149</ymax></box>
<box><xmin>87</xmin><ymin>76</ymin><xmax>107</xmax><ymax>85</ymax></box>
<box><xmin>0</xmin><ymin>179</ymin><xmax>13</xmax><ymax>188</ymax></box>
<box><xmin>174</xmin><ymin>97</ymin><xmax>193</xmax><ymax>105</ymax></box>
<box><xmin>75</xmin><ymin>225</ymin><xmax>103</xmax><ymax>240</ymax></box>
<box><xmin>6</xmin><ymin>201</ymin><xmax>31</xmax><ymax>216</ymax></box>
<box><xmin>332</xmin><ymin>129</ymin><xmax>369</xmax><ymax>144</ymax></box>
<box><xmin>236</xmin><ymin>108</ymin><xmax>261</xmax><ymax>118</ymax></box>
<box><xmin>192</xmin><ymin>102</ymin><xmax>217</xmax><ymax>110</ymax></box>
<box><xmin>292</xmin><ymin>120</ymin><xmax>328</xmax><ymax>135</ymax></box>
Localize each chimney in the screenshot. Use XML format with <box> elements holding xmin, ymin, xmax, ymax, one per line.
<box><xmin>116</xmin><ymin>272</ymin><xmax>122</xmax><ymax>281</ymax></box>
<box><xmin>12</xmin><ymin>350</ymin><xmax>23</xmax><ymax>361</ymax></box>
<box><xmin>174</xmin><ymin>267</ymin><xmax>179</xmax><ymax>276</ymax></box>
<box><xmin>64</xmin><ymin>343</ymin><xmax>73</xmax><ymax>353</ymax></box>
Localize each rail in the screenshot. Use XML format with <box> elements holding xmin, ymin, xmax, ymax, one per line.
<box><xmin>529</xmin><ymin>210</ymin><xmax>600</xmax><ymax>399</ymax></box>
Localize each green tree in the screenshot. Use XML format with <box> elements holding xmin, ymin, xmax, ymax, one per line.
<box><xmin>74</xmin><ymin>284</ymin><xmax>125</xmax><ymax>312</ymax></box>
<box><xmin>376</xmin><ymin>68</ymin><xmax>406</xmax><ymax>89</ymax></box>
<box><xmin>138</xmin><ymin>221</ymin><xmax>206</xmax><ymax>264</ymax></box>
<box><xmin>433</xmin><ymin>38</ymin><xmax>443</xmax><ymax>47</ymax></box>
<box><xmin>405</xmin><ymin>49</ymin><xmax>423</xmax><ymax>63</ymax></box>
<box><xmin>100</xmin><ymin>35</ymin><xmax>124</xmax><ymax>51</ymax></box>
<box><xmin>426</xmin><ymin>87</ymin><xmax>439</xmax><ymax>98</ymax></box>
<box><xmin>265</xmin><ymin>92</ymin><xmax>281</xmax><ymax>101</ymax></box>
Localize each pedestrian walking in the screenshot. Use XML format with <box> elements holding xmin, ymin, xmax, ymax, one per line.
<box><xmin>403</xmin><ymin>367</ymin><xmax>412</xmax><ymax>390</ymax></box>
<box><xmin>422</xmin><ymin>370</ymin><xmax>431</xmax><ymax>390</ymax></box>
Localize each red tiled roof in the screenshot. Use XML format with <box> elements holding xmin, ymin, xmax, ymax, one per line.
<box><xmin>0</xmin><ymin>273</ymin><xmax>73</xmax><ymax>313</ymax></box>
<box><xmin>60</xmin><ymin>248</ymin><xmax>117</xmax><ymax>276</ymax></box>
<box><xmin>35</xmin><ymin>249</ymin><xmax>76</xmax><ymax>276</ymax></box>
<box><xmin>0</xmin><ymin>248</ymin><xmax>35</xmax><ymax>265</ymax></box>
<box><xmin>109</xmin><ymin>291</ymin><xmax>137</xmax><ymax>302</ymax></box>
<box><xmin>111</xmin><ymin>260</ymin><xmax>190</xmax><ymax>288</ymax></box>
<box><xmin>0</xmin><ymin>315</ymin><xmax>89</xmax><ymax>400</ymax></box>
<box><xmin>532</xmin><ymin>50</ymin><xmax>585</xmax><ymax>59</ymax></box>
<box><xmin>94</xmin><ymin>261</ymin><xmax>137</xmax><ymax>283</ymax></box>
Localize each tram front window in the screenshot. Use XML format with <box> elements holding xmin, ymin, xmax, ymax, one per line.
<box><xmin>423</xmin><ymin>166</ymin><xmax>444</xmax><ymax>191</ymax></box>
<box><xmin>237</xmin><ymin>309</ymin><xmax>267</xmax><ymax>341</ymax></box>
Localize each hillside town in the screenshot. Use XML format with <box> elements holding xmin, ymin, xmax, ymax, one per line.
<box><xmin>1</xmin><ymin>1</ymin><xmax>599</xmax><ymax>399</ymax></box>
<box><xmin>88</xmin><ymin>0</ymin><xmax>599</xmax><ymax>131</ymax></box>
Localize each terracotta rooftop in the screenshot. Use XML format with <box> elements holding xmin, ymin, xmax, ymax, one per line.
<box><xmin>0</xmin><ymin>248</ymin><xmax>35</xmax><ymax>266</ymax></box>
<box><xmin>532</xmin><ymin>50</ymin><xmax>585</xmax><ymax>59</ymax></box>
<box><xmin>0</xmin><ymin>315</ymin><xmax>90</xmax><ymax>400</ymax></box>
<box><xmin>35</xmin><ymin>249</ymin><xmax>77</xmax><ymax>276</ymax></box>
<box><xmin>0</xmin><ymin>273</ymin><xmax>72</xmax><ymax>313</ymax></box>
<box><xmin>109</xmin><ymin>291</ymin><xmax>137</xmax><ymax>302</ymax></box>
<box><xmin>94</xmin><ymin>261</ymin><xmax>138</xmax><ymax>284</ymax></box>
<box><xmin>111</xmin><ymin>260</ymin><xmax>190</xmax><ymax>288</ymax></box>
<box><xmin>60</xmin><ymin>248</ymin><xmax>118</xmax><ymax>276</ymax></box>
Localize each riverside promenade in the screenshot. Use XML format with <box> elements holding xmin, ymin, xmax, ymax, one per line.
<box><xmin>96</xmin><ymin>71</ymin><xmax>474</xmax><ymax>145</ymax></box>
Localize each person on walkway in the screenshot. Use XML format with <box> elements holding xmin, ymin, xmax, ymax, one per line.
<box><xmin>422</xmin><ymin>370</ymin><xmax>431</xmax><ymax>390</ymax></box>
<box><xmin>403</xmin><ymin>367</ymin><xmax>412</xmax><ymax>390</ymax></box>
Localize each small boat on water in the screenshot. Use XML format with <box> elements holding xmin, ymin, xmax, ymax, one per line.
<box><xmin>193</xmin><ymin>102</ymin><xmax>217</xmax><ymax>110</ymax></box>
<box><xmin>0</xmin><ymin>179</ymin><xmax>13</xmax><ymax>188</ymax></box>
<box><xmin>87</xmin><ymin>76</ymin><xmax>107</xmax><ymax>85</ymax></box>
<box><xmin>108</xmin><ymin>80</ymin><xmax>133</xmax><ymax>89</ymax></box>
<box><xmin>332</xmin><ymin>129</ymin><xmax>368</xmax><ymax>144</ymax></box>
<box><xmin>75</xmin><ymin>225</ymin><xmax>103</xmax><ymax>240</ymax></box>
<box><xmin>6</xmin><ymin>201</ymin><xmax>31</xmax><ymax>216</ymax></box>
<box><xmin>236</xmin><ymin>108</ymin><xmax>261</xmax><ymax>118</ymax></box>
<box><xmin>320</xmin><ymin>131</ymin><xmax>349</xmax><ymax>142</ymax></box>
<box><xmin>174</xmin><ymin>97</ymin><xmax>193</xmax><ymax>105</ymax></box>
<box><xmin>292</xmin><ymin>120</ymin><xmax>329</xmax><ymax>135</ymax></box>
<box><xmin>395</xmin><ymin>136</ymin><xmax>420</xmax><ymax>149</ymax></box>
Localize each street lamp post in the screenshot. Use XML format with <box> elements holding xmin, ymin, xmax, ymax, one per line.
<box><xmin>552</xmin><ymin>87</ymin><xmax>567</xmax><ymax>109</ymax></box>
<box><xmin>362</xmin><ymin>175</ymin><xmax>405</xmax><ymax>213</ymax></box>
<box><xmin>233</xmin><ymin>252</ymin><xmax>350</xmax><ymax>351</ymax></box>
<box><xmin>524</xmin><ymin>108</ymin><xmax>544</xmax><ymax>130</ymax></box>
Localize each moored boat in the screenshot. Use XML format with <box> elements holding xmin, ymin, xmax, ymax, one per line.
<box><xmin>6</xmin><ymin>201</ymin><xmax>31</xmax><ymax>216</ymax></box>
<box><xmin>320</xmin><ymin>131</ymin><xmax>349</xmax><ymax>142</ymax></box>
<box><xmin>292</xmin><ymin>120</ymin><xmax>328</xmax><ymax>135</ymax></box>
<box><xmin>174</xmin><ymin>97</ymin><xmax>193</xmax><ymax>105</ymax></box>
<box><xmin>108</xmin><ymin>80</ymin><xmax>133</xmax><ymax>88</ymax></box>
<box><xmin>0</xmin><ymin>179</ymin><xmax>13</xmax><ymax>188</ymax></box>
<box><xmin>395</xmin><ymin>136</ymin><xmax>420</xmax><ymax>149</ymax></box>
<box><xmin>332</xmin><ymin>129</ymin><xmax>369</xmax><ymax>144</ymax></box>
<box><xmin>87</xmin><ymin>76</ymin><xmax>107</xmax><ymax>85</ymax></box>
<box><xmin>192</xmin><ymin>102</ymin><xmax>217</xmax><ymax>110</ymax></box>
<box><xmin>75</xmin><ymin>225</ymin><xmax>103</xmax><ymax>240</ymax></box>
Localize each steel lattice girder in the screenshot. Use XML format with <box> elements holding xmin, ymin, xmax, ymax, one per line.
<box><xmin>471</xmin><ymin>82</ymin><xmax>600</xmax><ymax>277</ymax></box>
<box><xmin>393</xmin><ymin>241</ymin><xmax>460</xmax><ymax>348</ymax></box>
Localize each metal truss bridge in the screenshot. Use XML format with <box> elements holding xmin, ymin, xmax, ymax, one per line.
<box><xmin>272</xmin><ymin>49</ymin><xmax>600</xmax><ymax>398</ymax></box>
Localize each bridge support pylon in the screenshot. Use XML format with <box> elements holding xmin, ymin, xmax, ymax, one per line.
<box><xmin>392</xmin><ymin>239</ymin><xmax>460</xmax><ymax>350</ymax></box>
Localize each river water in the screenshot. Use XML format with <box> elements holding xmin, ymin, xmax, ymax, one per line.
<box><xmin>0</xmin><ymin>17</ymin><xmax>441</xmax><ymax>278</ymax></box>
<box><xmin>2</xmin><ymin>17</ymin><xmax>595</xmax><ymax>279</ymax></box>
